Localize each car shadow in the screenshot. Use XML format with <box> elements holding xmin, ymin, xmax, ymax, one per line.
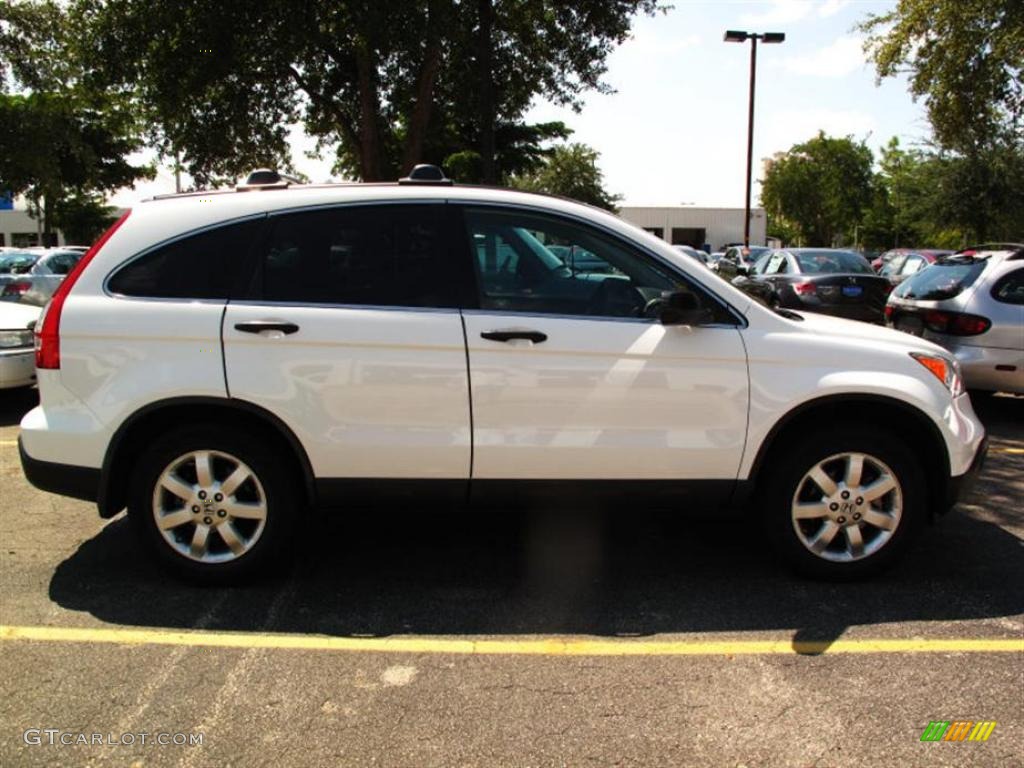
<box><xmin>0</xmin><ymin>386</ymin><xmax>37</xmax><ymax>428</ymax></box>
<box><xmin>49</xmin><ymin>492</ymin><xmax>1023</xmax><ymax>654</ymax></box>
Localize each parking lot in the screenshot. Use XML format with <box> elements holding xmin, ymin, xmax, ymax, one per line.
<box><xmin>0</xmin><ymin>388</ymin><xmax>1021</xmax><ymax>767</ymax></box>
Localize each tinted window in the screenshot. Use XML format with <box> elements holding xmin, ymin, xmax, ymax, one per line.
<box><xmin>895</xmin><ymin>259</ymin><xmax>987</xmax><ymax>300</ymax></box>
<box><xmin>109</xmin><ymin>219</ymin><xmax>262</xmax><ymax>299</ymax></box>
<box><xmin>260</xmin><ymin>205</ymin><xmax>456</xmax><ymax>307</ymax></box>
<box><xmin>794</xmin><ymin>250</ymin><xmax>872</xmax><ymax>274</ymax></box>
<box><xmin>463</xmin><ymin>207</ymin><xmax>725</xmax><ymax>321</ymax></box>
<box><xmin>991</xmin><ymin>268</ymin><xmax>1024</xmax><ymax>305</ymax></box>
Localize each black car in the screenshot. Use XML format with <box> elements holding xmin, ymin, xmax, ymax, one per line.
<box><xmin>732</xmin><ymin>248</ymin><xmax>891</xmax><ymax>323</ymax></box>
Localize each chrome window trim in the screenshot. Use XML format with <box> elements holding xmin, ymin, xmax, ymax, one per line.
<box><xmin>227</xmin><ymin>300</ymin><xmax>461</xmax><ymax>315</ymax></box>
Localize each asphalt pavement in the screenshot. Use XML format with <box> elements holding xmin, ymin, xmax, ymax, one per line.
<box><xmin>0</xmin><ymin>387</ymin><xmax>1021</xmax><ymax>767</ymax></box>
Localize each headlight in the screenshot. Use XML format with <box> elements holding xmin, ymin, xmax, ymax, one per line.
<box><xmin>910</xmin><ymin>352</ymin><xmax>964</xmax><ymax>397</ymax></box>
<box><xmin>0</xmin><ymin>329</ymin><xmax>34</xmax><ymax>349</ymax></box>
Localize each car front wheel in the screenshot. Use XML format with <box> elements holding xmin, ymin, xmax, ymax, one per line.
<box><xmin>764</xmin><ymin>427</ymin><xmax>925</xmax><ymax>579</ymax></box>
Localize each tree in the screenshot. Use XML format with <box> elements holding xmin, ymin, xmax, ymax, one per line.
<box><xmin>1</xmin><ymin>1</ymin><xmax>151</xmax><ymax>240</ymax></box>
<box><xmin>860</xmin><ymin>0</ymin><xmax>1023</xmax><ymax>154</ymax></box>
<box><xmin>508</xmin><ymin>143</ymin><xmax>620</xmax><ymax>211</ymax></box>
<box><xmin>760</xmin><ymin>133</ymin><xmax>874</xmax><ymax>246</ymax></box>
<box><xmin>71</xmin><ymin>0</ymin><xmax>661</xmax><ymax>184</ymax></box>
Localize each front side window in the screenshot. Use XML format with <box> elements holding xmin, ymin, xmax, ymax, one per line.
<box><xmin>463</xmin><ymin>207</ymin><xmax>725</xmax><ymax>321</ymax></box>
<box><xmin>109</xmin><ymin>219</ymin><xmax>262</xmax><ymax>299</ymax></box>
<box><xmin>260</xmin><ymin>205</ymin><xmax>457</xmax><ymax>308</ymax></box>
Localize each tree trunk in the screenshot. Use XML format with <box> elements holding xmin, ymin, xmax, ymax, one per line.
<box><xmin>355</xmin><ymin>39</ymin><xmax>384</xmax><ymax>181</ymax></box>
<box><xmin>401</xmin><ymin>0</ymin><xmax>445</xmax><ymax>174</ymax></box>
<box><xmin>477</xmin><ymin>0</ymin><xmax>496</xmax><ymax>184</ymax></box>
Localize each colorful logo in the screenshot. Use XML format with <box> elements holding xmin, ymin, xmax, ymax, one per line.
<box><xmin>920</xmin><ymin>721</ymin><xmax>996</xmax><ymax>742</ymax></box>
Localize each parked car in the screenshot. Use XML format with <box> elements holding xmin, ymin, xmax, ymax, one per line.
<box><xmin>716</xmin><ymin>245</ymin><xmax>769</xmax><ymax>279</ymax></box>
<box><xmin>19</xmin><ymin>166</ymin><xmax>986</xmax><ymax>583</ymax></box>
<box><xmin>732</xmin><ymin>248</ymin><xmax>892</xmax><ymax>323</ymax></box>
<box><xmin>0</xmin><ymin>250</ymin><xmax>40</xmax><ymax>294</ymax></box>
<box><xmin>1</xmin><ymin>248</ymin><xmax>83</xmax><ymax>305</ymax></box>
<box><xmin>878</xmin><ymin>249</ymin><xmax>953</xmax><ymax>286</ymax></box>
<box><xmin>886</xmin><ymin>244</ymin><xmax>1024</xmax><ymax>395</ymax></box>
<box><xmin>546</xmin><ymin>244</ymin><xmax>613</xmax><ymax>274</ymax></box>
<box><xmin>0</xmin><ymin>300</ymin><xmax>39</xmax><ymax>389</ymax></box>
<box><xmin>672</xmin><ymin>244</ymin><xmax>710</xmax><ymax>266</ymax></box>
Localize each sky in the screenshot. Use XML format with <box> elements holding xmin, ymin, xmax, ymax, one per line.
<box><xmin>111</xmin><ymin>0</ymin><xmax>931</xmax><ymax>209</ymax></box>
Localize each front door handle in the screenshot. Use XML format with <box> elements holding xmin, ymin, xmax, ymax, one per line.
<box><xmin>234</xmin><ymin>320</ymin><xmax>300</xmax><ymax>335</ymax></box>
<box><xmin>481</xmin><ymin>329</ymin><xmax>548</xmax><ymax>344</ymax></box>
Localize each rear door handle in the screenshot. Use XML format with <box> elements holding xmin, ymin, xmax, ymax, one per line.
<box><xmin>234</xmin><ymin>320</ymin><xmax>300</xmax><ymax>335</ymax></box>
<box><xmin>480</xmin><ymin>329</ymin><xmax>548</xmax><ymax>344</ymax></box>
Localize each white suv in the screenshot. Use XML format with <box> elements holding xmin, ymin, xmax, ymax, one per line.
<box><xmin>19</xmin><ymin>167</ymin><xmax>987</xmax><ymax>582</ymax></box>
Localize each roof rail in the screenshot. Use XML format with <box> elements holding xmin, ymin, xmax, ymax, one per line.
<box><xmin>398</xmin><ymin>164</ymin><xmax>453</xmax><ymax>186</ymax></box>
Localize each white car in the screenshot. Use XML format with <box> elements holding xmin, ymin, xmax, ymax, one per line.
<box><xmin>19</xmin><ymin>166</ymin><xmax>987</xmax><ymax>583</ymax></box>
<box><xmin>0</xmin><ymin>301</ymin><xmax>39</xmax><ymax>389</ymax></box>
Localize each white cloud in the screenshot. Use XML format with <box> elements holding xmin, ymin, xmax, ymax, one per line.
<box><xmin>739</xmin><ymin>0</ymin><xmax>813</xmax><ymax>27</ymax></box>
<box><xmin>781</xmin><ymin>35</ymin><xmax>867</xmax><ymax>77</ymax></box>
<box><xmin>817</xmin><ymin>0</ymin><xmax>852</xmax><ymax>18</ymax></box>
<box><xmin>759</xmin><ymin>108</ymin><xmax>876</xmax><ymax>158</ymax></box>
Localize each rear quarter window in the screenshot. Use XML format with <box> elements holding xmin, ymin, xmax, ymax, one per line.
<box><xmin>991</xmin><ymin>268</ymin><xmax>1024</xmax><ymax>305</ymax></box>
<box><xmin>107</xmin><ymin>219</ymin><xmax>262</xmax><ymax>299</ymax></box>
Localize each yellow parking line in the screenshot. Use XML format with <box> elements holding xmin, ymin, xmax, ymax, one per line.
<box><xmin>1</xmin><ymin>625</ymin><xmax>1021</xmax><ymax>656</ymax></box>
<box><xmin>0</xmin><ymin>440</ymin><xmax>17</xmax><ymax>447</ymax></box>
<box><xmin>993</xmin><ymin>447</ymin><xmax>1024</xmax><ymax>454</ymax></box>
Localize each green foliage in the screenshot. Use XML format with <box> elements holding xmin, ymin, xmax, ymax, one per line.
<box><xmin>0</xmin><ymin>1</ymin><xmax>152</xmax><ymax>235</ymax></box>
<box><xmin>760</xmin><ymin>132</ymin><xmax>874</xmax><ymax>246</ymax></box>
<box><xmin>52</xmin><ymin>192</ymin><xmax>118</xmax><ymax>244</ymax></box>
<box><xmin>70</xmin><ymin>0</ymin><xmax>660</xmax><ymax>183</ymax></box>
<box><xmin>861</xmin><ymin>0</ymin><xmax>1023</xmax><ymax>154</ymax></box>
<box><xmin>508</xmin><ymin>143</ymin><xmax>620</xmax><ymax>211</ymax></box>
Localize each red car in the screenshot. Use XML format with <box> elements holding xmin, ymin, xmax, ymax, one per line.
<box><xmin>874</xmin><ymin>248</ymin><xmax>953</xmax><ymax>285</ymax></box>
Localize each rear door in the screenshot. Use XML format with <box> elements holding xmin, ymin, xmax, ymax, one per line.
<box><xmin>457</xmin><ymin>205</ymin><xmax>749</xmax><ymax>493</ymax></box>
<box><xmin>222</xmin><ymin>203</ymin><xmax>472</xmax><ymax>489</ymax></box>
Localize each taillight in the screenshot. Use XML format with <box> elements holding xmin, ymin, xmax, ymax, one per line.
<box><xmin>793</xmin><ymin>281</ymin><xmax>816</xmax><ymax>295</ymax></box>
<box><xmin>884</xmin><ymin>305</ymin><xmax>894</xmax><ymax>320</ymax></box>
<box><xmin>922</xmin><ymin>310</ymin><xmax>991</xmax><ymax>336</ymax></box>
<box><xmin>3</xmin><ymin>281</ymin><xmax>30</xmax><ymax>296</ymax></box>
<box><xmin>35</xmin><ymin>211</ymin><xmax>131</xmax><ymax>369</ymax></box>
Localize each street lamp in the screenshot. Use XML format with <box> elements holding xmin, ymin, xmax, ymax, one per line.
<box><xmin>723</xmin><ymin>30</ymin><xmax>785</xmax><ymax>247</ymax></box>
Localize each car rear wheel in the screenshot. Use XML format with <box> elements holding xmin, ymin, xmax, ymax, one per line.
<box><xmin>129</xmin><ymin>426</ymin><xmax>297</xmax><ymax>583</ymax></box>
<box><xmin>763</xmin><ymin>426</ymin><xmax>924</xmax><ymax>579</ymax></box>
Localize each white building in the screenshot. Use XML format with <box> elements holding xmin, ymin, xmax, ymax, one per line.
<box><xmin>619</xmin><ymin>206</ymin><xmax>767</xmax><ymax>252</ymax></box>
<box><xmin>0</xmin><ymin>207</ymin><xmax>66</xmax><ymax>248</ymax></box>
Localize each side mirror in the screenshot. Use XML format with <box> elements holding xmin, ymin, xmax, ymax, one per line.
<box><xmin>656</xmin><ymin>291</ymin><xmax>713</xmax><ymax>326</ymax></box>
<box><xmin>736</xmin><ymin>263</ymin><xmax>750</xmax><ymax>276</ymax></box>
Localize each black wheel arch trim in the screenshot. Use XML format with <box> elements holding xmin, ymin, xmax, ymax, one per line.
<box><xmin>739</xmin><ymin>393</ymin><xmax>952</xmax><ymax>509</ymax></box>
<box><xmin>98</xmin><ymin>396</ymin><xmax>317</xmax><ymax>518</ymax></box>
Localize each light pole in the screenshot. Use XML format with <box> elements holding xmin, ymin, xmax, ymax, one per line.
<box><xmin>724</xmin><ymin>30</ymin><xmax>785</xmax><ymax>247</ymax></box>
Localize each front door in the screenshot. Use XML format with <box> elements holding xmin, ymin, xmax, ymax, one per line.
<box><xmin>457</xmin><ymin>206</ymin><xmax>749</xmax><ymax>491</ymax></box>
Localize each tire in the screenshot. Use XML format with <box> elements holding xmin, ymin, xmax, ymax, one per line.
<box><xmin>762</xmin><ymin>425</ymin><xmax>925</xmax><ymax>580</ymax></box>
<box><xmin>128</xmin><ymin>425</ymin><xmax>298</xmax><ymax>584</ymax></box>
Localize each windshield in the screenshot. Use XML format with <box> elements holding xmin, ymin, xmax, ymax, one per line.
<box><xmin>895</xmin><ymin>258</ymin><xmax>987</xmax><ymax>300</ymax></box>
<box><xmin>794</xmin><ymin>250</ymin><xmax>873</xmax><ymax>274</ymax></box>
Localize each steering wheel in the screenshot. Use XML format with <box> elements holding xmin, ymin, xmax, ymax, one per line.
<box><xmin>585</xmin><ymin>278</ymin><xmax>644</xmax><ymax>317</ymax></box>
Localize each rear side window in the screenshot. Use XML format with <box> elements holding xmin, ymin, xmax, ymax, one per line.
<box><xmin>991</xmin><ymin>268</ymin><xmax>1024</xmax><ymax>305</ymax></box>
<box><xmin>108</xmin><ymin>219</ymin><xmax>262</xmax><ymax>299</ymax></box>
<box><xmin>259</xmin><ymin>204</ymin><xmax>458</xmax><ymax>308</ymax></box>
<box><xmin>894</xmin><ymin>259</ymin><xmax>987</xmax><ymax>300</ymax></box>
